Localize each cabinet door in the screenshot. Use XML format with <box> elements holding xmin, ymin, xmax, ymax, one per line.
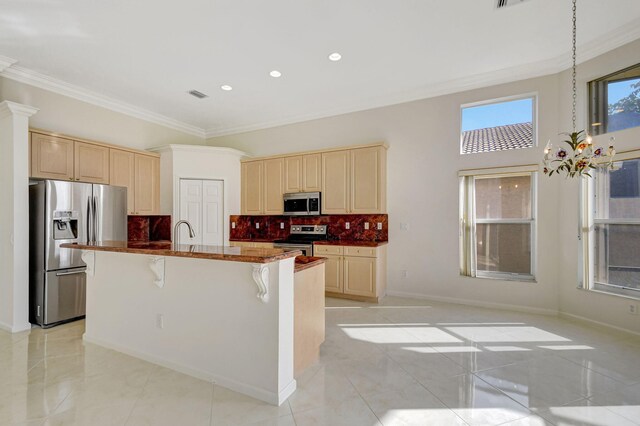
<box><xmin>179</xmin><ymin>179</ymin><xmax>203</xmax><ymax>245</ymax></box>
<box><xmin>134</xmin><ymin>154</ymin><xmax>160</xmax><ymax>215</ymax></box>
<box><xmin>263</xmin><ymin>158</ymin><xmax>284</xmax><ymax>215</ymax></box>
<box><xmin>242</xmin><ymin>161</ymin><xmax>263</xmax><ymax>215</ymax></box>
<box><xmin>321</xmin><ymin>150</ymin><xmax>350</xmax><ymax>214</ymax></box>
<box><xmin>302</xmin><ymin>153</ymin><xmax>322</xmax><ymax>192</ymax></box>
<box><xmin>284</xmin><ymin>156</ymin><xmax>303</xmax><ymax>193</ymax></box>
<box><xmin>109</xmin><ymin>149</ymin><xmax>135</xmax><ymax>214</ymax></box>
<box><xmin>74</xmin><ymin>141</ymin><xmax>110</xmax><ymax>184</ymax></box>
<box><xmin>30</xmin><ymin>133</ymin><xmax>74</xmax><ymax>180</ymax></box>
<box><xmin>323</xmin><ymin>255</ymin><xmax>344</xmax><ymax>293</ymax></box>
<box><xmin>344</xmin><ymin>256</ymin><xmax>376</xmax><ymax>297</ymax></box>
<box><xmin>350</xmin><ymin>146</ymin><xmax>385</xmax><ymax>214</ymax></box>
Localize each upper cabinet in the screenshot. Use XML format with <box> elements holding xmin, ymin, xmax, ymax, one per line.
<box><xmin>302</xmin><ymin>153</ymin><xmax>322</xmax><ymax>192</ymax></box>
<box><xmin>109</xmin><ymin>149</ymin><xmax>135</xmax><ymax>214</ymax></box>
<box><xmin>321</xmin><ymin>150</ymin><xmax>350</xmax><ymax>214</ymax></box>
<box><xmin>241</xmin><ymin>158</ymin><xmax>284</xmax><ymax>215</ymax></box>
<box><xmin>74</xmin><ymin>141</ymin><xmax>110</xmax><ymax>184</ymax></box>
<box><xmin>30</xmin><ymin>133</ymin><xmax>75</xmax><ymax>181</ymax></box>
<box><xmin>241</xmin><ymin>161</ymin><xmax>264</xmax><ymax>215</ymax></box>
<box><xmin>263</xmin><ymin>158</ymin><xmax>284</xmax><ymax>215</ymax></box>
<box><xmin>30</xmin><ymin>130</ymin><xmax>161</xmax><ymax>215</ymax></box>
<box><xmin>134</xmin><ymin>154</ymin><xmax>160</xmax><ymax>215</ymax></box>
<box><xmin>240</xmin><ymin>143</ymin><xmax>387</xmax><ymax>215</ymax></box>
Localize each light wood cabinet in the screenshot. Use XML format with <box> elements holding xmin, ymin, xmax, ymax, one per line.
<box><xmin>240</xmin><ymin>142</ymin><xmax>387</xmax><ymax>215</ymax></box>
<box><xmin>109</xmin><ymin>149</ymin><xmax>135</xmax><ymax>214</ymax></box>
<box><xmin>242</xmin><ymin>161</ymin><xmax>264</xmax><ymax>215</ymax></box>
<box><xmin>263</xmin><ymin>158</ymin><xmax>284</xmax><ymax>215</ymax></box>
<box><xmin>323</xmin><ymin>255</ymin><xmax>344</xmax><ymax>293</ymax></box>
<box><xmin>285</xmin><ymin>156</ymin><xmax>303</xmax><ymax>193</ymax></box>
<box><xmin>315</xmin><ymin>243</ymin><xmax>387</xmax><ymax>302</ymax></box>
<box><xmin>30</xmin><ymin>133</ymin><xmax>75</xmax><ymax>180</ymax></box>
<box><xmin>321</xmin><ymin>150</ymin><xmax>350</xmax><ymax>214</ymax></box>
<box><xmin>302</xmin><ymin>154</ymin><xmax>322</xmax><ymax>192</ymax></box>
<box><xmin>350</xmin><ymin>146</ymin><xmax>386</xmax><ymax>214</ymax></box>
<box><xmin>74</xmin><ymin>141</ymin><xmax>110</xmax><ymax>184</ymax></box>
<box><xmin>134</xmin><ymin>154</ymin><xmax>160</xmax><ymax>215</ymax></box>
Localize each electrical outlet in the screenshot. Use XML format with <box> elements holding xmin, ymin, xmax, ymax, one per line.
<box><xmin>377</xmin><ymin>222</ymin><xmax>383</xmax><ymax>230</ymax></box>
<box><xmin>280</xmin><ymin>222</ymin><xmax>285</xmax><ymax>229</ymax></box>
<box><xmin>364</xmin><ymin>222</ymin><xmax>370</xmax><ymax>230</ymax></box>
<box><xmin>255</xmin><ymin>223</ymin><xmax>260</xmax><ymax>229</ymax></box>
<box><xmin>345</xmin><ymin>222</ymin><xmax>350</xmax><ymax>230</ymax></box>
<box><xmin>402</xmin><ymin>270</ymin><xmax>408</xmax><ymax>279</ymax></box>
<box><xmin>231</xmin><ymin>222</ymin><xmax>236</xmax><ymax>229</ymax></box>
<box><xmin>400</xmin><ymin>223</ymin><xmax>409</xmax><ymax>231</ymax></box>
<box><xmin>156</xmin><ymin>314</ymin><xmax>164</xmax><ymax>329</ymax></box>
<box><xmin>629</xmin><ymin>304</ymin><xmax>638</xmax><ymax>315</ymax></box>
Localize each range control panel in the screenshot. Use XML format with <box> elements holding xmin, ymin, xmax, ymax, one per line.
<box><xmin>290</xmin><ymin>225</ymin><xmax>327</xmax><ymax>235</ymax></box>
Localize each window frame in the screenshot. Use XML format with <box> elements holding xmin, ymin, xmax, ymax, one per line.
<box><xmin>459</xmin><ymin>93</ymin><xmax>539</xmax><ymax>155</ymax></box>
<box><xmin>588</xmin><ymin>62</ymin><xmax>640</xmax><ymax>136</ymax></box>
<box><xmin>581</xmin><ymin>149</ymin><xmax>640</xmax><ymax>300</ymax></box>
<box><xmin>459</xmin><ymin>165</ymin><xmax>538</xmax><ymax>282</ymax></box>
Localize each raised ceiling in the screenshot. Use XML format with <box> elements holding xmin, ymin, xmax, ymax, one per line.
<box><xmin>1</xmin><ymin>0</ymin><xmax>640</xmax><ymax>137</ymax></box>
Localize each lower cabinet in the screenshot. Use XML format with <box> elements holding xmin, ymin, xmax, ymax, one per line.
<box><xmin>315</xmin><ymin>244</ymin><xmax>387</xmax><ymax>302</ymax></box>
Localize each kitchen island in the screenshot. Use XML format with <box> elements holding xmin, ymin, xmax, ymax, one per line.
<box><xmin>62</xmin><ymin>241</ymin><xmax>302</xmax><ymax>405</ymax></box>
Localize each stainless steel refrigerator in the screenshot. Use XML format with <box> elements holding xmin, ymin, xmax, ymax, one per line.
<box><xmin>29</xmin><ymin>180</ymin><xmax>127</xmax><ymax>327</ymax></box>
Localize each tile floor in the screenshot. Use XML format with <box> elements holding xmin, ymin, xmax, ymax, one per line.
<box><xmin>2</xmin><ymin>296</ymin><xmax>640</xmax><ymax>425</ymax></box>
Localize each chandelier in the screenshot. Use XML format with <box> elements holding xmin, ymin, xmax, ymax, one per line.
<box><xmin>543</xmin><ymin>0</ymin><xmax>615</xmax><ymax>178</ymax></box>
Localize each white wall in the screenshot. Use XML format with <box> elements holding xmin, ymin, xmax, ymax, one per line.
<box><xmin>152</xmin><ymin>145</ymin><xmax>245</xmax><ymax>245</ymax></box>
<box><xmin>208</xmin><ymin>38</ymin><xmax>640</xmax><ymax>332</ymax></box>
<box><xmin>0</xmin><ymin>77</ymin><xmax>205</xmax><ymax>150</ymax></box>
<box><xmin>207</xmin><ymin>75</ymin><xmax>563</xmax><ymax>315</ymax></box>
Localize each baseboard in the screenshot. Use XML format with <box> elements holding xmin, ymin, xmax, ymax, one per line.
<box><xmin>0</xmin><ymin>320</ymin><xmax>32</xmax><ymax>334</ymax></box>
<box><xmin>386</xmin><ymin>290</ymin><xmax>559</xmax><ymax>316</ymax></box>
<box><xmin>82</xmin><ymin>334</ymin><xmax>292</xmax><ymax>405</ymax></box>
<box><xmin>559</xmin><ymin>312</ymin><xmax>640</xmax><ymax>338</ymax></box>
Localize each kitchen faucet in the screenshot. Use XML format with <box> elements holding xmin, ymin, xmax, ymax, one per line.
<box><xmin>174</xmin><ymin>220</ymin><xmax>196</xmax><ymax>245</ymax></box>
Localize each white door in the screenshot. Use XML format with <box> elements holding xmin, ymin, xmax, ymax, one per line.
<box><xmin>179</xmin><ymin>179</ymin><xmax>203</xmax><ymax>245</ymax></box>
<box><xmin>179</xmin><ymin>179</ymin><xmax>224</xmax><ymax>246</ymax></box>
<box><xmin>202</xmin><ymin>180</ymin><xmax>224</xmax><ymax>246</ymax></box>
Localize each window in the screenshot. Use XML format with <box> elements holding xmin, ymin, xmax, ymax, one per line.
<box><xmin>592</xmin><ymin>157</ymin><xmax>640</xmax><ymax>298</ymax></box>
<box><xmin>460</xmin><ymin>167</ymin><xmax>537</xmax><ymax>281</ymax></box>
<box><xmin>589</xmin><ymin>62</ymin><xmax>640</xmax><ymax>135</ymax></box>
<box><xmin>460</xmin><ymin>95</ymin><xmax>536</xmax><ymax>154</ymax></box>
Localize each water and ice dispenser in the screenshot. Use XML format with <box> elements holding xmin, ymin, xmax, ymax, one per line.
<box><xmin>52</xmin><ymin>211</ymin><xmax>78</xmax><ymax>240</ymax></box>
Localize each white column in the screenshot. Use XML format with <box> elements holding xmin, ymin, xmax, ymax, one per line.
<box><xmin>0</xmin><ymin>101</ymin><xmax>38</xmax><ymax>333</ymax></box>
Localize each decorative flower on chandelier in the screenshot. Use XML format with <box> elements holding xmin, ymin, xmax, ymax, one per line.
<box><xmin>542</xmin><ymin>0</ymin><xmax>616</xmax><ymax>178</ymax></box>
<box><xmin>543</xmin><ymin>131</ymin><xmax>615</xmax><ymax>178</ymax></box>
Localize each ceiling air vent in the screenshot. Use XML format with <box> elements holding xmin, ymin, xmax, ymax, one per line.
<box><xmin>188</xmin><ymin>90</ymin><xmax>208</xmax><ymax>99</ymax></box>
<box><xmin>495</xmin><ymin>0</ymin><xmax>530</xmax><ymax>9</ymax></box>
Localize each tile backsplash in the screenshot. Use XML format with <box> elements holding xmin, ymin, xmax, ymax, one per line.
<box><xmin>230</xmin><ymin>214</ymin><xmax>388</xmax><ymax>242</ymax></box>
<box><xmin>128</xmin><ymin>215</ymin><xmax>172</xmax><ymax>242</ymax></box>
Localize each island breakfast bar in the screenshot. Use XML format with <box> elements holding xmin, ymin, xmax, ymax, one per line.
<box><xmin>62</xmin><ymin>241</ymin><xmax>302</xmax><ymax>405</ymax></box>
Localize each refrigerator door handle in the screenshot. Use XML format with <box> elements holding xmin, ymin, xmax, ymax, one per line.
<box><xmin>93</xmin><ymin>196</ymin><xmax>98</xmax><ymax>243</ymax></box>
<box><xmin>87</xmin><ymin>197</ymin><xmax>93</xmax><ymax>243</ymax></box>
<box><xmin>56</xmin><ymin>269</ymin><xmax>86</xmax><ymax>277</ymax></box>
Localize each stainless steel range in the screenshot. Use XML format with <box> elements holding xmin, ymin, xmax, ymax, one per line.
<box><xmin>274</xmin><ymin>225</ymin><xmax>327</xmax><ymax>256</ymax></box>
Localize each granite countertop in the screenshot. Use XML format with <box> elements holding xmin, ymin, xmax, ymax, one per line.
<box><xmin>294</xmin><ymin>256</ymin><xmax>327</xmax><ymax>273</ymax></box>
<box><xmin>314</xmin><ymin>240</ymin><xmax>388</xmax><ymax>247</ymax></box>
<box><xmin>61</xmin><ymin>241</ymin><xmax>301</xmax><ymax>264</ymax></box>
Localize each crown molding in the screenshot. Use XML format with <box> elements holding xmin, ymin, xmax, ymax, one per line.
<box><xmin>0</xmin><ymin>61</ymin><xmax>206</xmax><ymax>138</ymax></box>
<box><xmin>0</xmin><ymin>55</ymin><xmax>17</xmax><ymax>73</ymax></box>
<box><xmin>149</xmin><ymin>144</ymin><xmax>247</xmax><ymax>157</ymax></box>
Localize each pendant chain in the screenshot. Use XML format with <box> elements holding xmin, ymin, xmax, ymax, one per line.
<box><xmin>571</xmin><ymin>0</ymin><xmax>577</xmax><ymax>132</ymax></box>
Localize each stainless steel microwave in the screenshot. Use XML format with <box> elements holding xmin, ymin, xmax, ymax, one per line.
<box><xmin>283</xmin><ymin>192</ymin><xmax>321</xmax><ymax>216</ymax></box>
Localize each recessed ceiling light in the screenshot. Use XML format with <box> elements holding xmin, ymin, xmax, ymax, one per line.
<box><xmin>269</xmin><ymin>70</ymin><xmax>282</xmax><ymax>78</ymax></box>
<box><xmin>328</xmin><ymin>52</ymin><xmax>342</xmax><ymax>62</ymax></box>
<box><xmin>221</xmin><ymin>85</ymin><xmax>233</xmax><ymax>91</ymax></box>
